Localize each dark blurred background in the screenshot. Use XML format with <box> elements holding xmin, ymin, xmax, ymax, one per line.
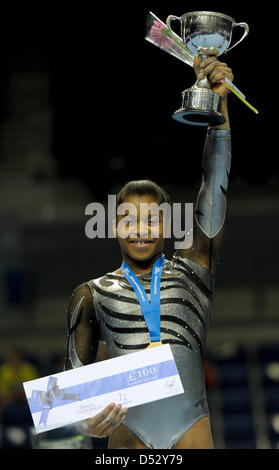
<box><xmin>0</xmin><ymin>1</ymin><xmax>278</xmax><ymax>450</ymax></box>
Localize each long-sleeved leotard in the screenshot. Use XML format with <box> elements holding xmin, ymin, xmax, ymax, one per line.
<box><xmin>64</xmin><ymin>128</ymin><xmax>231</xmax><ymax>449</ymax></box>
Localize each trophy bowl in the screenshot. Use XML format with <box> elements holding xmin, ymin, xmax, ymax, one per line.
<box><xmin>166</xmin><ymin>11</ymin><xmax>249</xmax><ymax>126</ymax></box>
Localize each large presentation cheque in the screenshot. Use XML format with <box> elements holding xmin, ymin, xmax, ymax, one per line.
<box><xmin>23</xmin><ymin>344</ymin><xmax>184</xmax><ymax>434</ymax></box>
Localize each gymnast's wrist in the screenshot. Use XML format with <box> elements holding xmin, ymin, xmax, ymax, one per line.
<box><xmin>209</xmin><ymin>96</ymin><xmax>230</xmax><ymax>130</ymax></box>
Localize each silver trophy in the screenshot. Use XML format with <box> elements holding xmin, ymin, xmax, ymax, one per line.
<box><xmin>146</xmin><ymin>11</ymin><xmax>249</xmax><ymax>126</ymax></box>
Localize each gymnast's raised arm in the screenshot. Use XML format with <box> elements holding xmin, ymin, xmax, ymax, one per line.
<box><xmin>175</xmin><ymin>54</ymin><xmax>233</xmax><ymax>275</ymax></box>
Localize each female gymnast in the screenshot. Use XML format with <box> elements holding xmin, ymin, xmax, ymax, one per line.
<box><xmin>64</xmin><ymin>53</ymin><xmax>233</xmax><ymax>449</ymax></box>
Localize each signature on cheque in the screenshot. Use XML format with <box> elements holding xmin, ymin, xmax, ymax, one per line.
<box><xmin>164</xmin><ymin>380</ymin><xmax>177</xmax><ymax>391</ymax></box>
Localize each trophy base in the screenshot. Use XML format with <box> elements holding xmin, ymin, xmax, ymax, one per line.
<box><xmin>172</xmin><ymin>108</ymin><xmax>225</xmax><ymax>127</ymax></box>
<box><xmin>172</xmin><ymin>87</ymin><xmax>226</xmax><ymax>127</ymax></box>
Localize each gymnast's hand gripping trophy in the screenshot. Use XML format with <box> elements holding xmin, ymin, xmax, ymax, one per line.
<box><xmin>146</xmin><ymin>11</ymin><xmax>257</xmax><ymax>126</ymax></box>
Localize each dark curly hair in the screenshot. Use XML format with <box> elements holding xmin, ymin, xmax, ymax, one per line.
<box><xmin>116</xmin><ymin>179</ymin><xmax>171</xmax><ymax>208</ymax></box>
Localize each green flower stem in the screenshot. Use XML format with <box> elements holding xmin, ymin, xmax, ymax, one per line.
<box><xmin>162</xmin><ymin>27</ymin><xmax>189</xmax><ymax>52</ymax></box>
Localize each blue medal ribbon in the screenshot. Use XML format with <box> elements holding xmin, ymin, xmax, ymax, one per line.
<box><xmin>121</xmin><ymin>254</ymin><xmax>165</xmax><ymax>343</ymax></box>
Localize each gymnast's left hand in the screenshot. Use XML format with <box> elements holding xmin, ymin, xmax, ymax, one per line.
<box><xmin>193</xmin><ymin>53</ymin><xmax>234</xmax><ymax>99</ymax></box>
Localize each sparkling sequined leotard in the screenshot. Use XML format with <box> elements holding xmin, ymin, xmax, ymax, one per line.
<box><xmin>65</xmin><ymin>254</ymin><xmax>215</xmax><ymax>449</ymax></box>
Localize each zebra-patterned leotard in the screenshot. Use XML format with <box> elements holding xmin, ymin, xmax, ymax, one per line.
<box><xmin>83</xmin><ymin>255</ymin><xmax>215</xmax><ymax>449</ymax></box>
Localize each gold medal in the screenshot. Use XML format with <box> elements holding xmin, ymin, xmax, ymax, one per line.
<box><xmin>146</xmin><ymin>340</ymin><xmax>163</xmax><ymax>349</ymax></box>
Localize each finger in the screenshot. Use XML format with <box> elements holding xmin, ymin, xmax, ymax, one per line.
<box><xmin>195</xmin><ymin>57</ymin><xmax>217</xmax><ymax>77</ymax></box>
<box><xmin>88</xmin><ymin>402</ymin><xmax>116</xmax><ymax>427</ymax></box>
<box><xmin>193</xmin><ymin>56</ymin><xmax>200</xmax><ymax>74</ymax></box>
<box><xmin>199</xmin><ymin>56</ymin><xmax>218</xmax><ymax>69</ymax></box>
<box><xmin>201</xmin><ymin>60</ymin><xmax>228</xmax><ymax>76</ymax></box>
<box><xmin>209</xmin><ymin>67</ymin><xmax>233</xmax><ymax>84</ymax></box>
<box><xmin>95</xmin><ymin>403</ymin><xmax>123</xmax><ymax>434</ymax></box>
<box><xmin>198</xmin><ymin>60</ymin><xmax>223</xmax><ymax>79</ymax></box>
<box><xmin>211</xmin><ymin>70</ymin><xmax>234</xmax><ymax>84</ymax></box>
<box><xmin>99</xmin><ymin>407</ymin><xmax>128</xmax><ymax>437</ymax></box>
<box><xmin>201</xmin><ymin>62</ymin><xmax>232</xmax><ymax>82</ymax></box>
<box><xmin>208</xmin><ymin>65</ymin><xmax>227</xmax><ymax>80</ymax></box>
<box><xmin>198</xmin><ymin>47</ymin><xmax>219</xmax><ymax>57</ymax></box>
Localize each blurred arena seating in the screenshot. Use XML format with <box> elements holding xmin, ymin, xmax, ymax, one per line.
<box><xmin>206</xmin><ymin>342</ymin><xmax>279</xmax><ymax>449</ymax></box>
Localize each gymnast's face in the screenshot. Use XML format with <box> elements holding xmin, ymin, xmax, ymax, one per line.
<box><xmin>114</xmin><ymin>194</ymin><xmax>168</xmax><ymax>263</ymax></box>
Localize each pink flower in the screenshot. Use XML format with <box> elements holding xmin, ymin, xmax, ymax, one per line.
<box><xmin>150</xmin><ymin>20</ymin><xmax>174</xmax><ymax>49</ymax></box>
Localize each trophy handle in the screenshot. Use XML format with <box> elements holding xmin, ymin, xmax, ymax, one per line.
<box><xmin>166</xmin><ymin>15</ymin><xmax>183</xmax><ymax>41</ymax></box>
<box><xmin>226</xmin><ymin>22</ymin><xmax>249</xmax><ymax>52</ymax></box>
